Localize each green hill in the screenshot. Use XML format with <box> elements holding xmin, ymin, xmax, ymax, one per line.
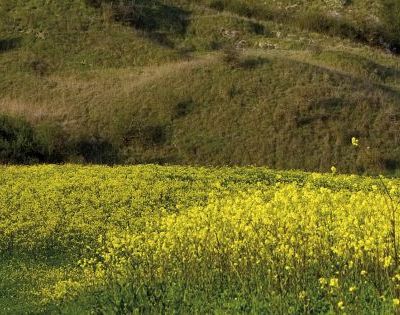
<box><xmin>1</xmin><ymin>0</ymin><xmax>400</xmax><ymax>174</ymax></box>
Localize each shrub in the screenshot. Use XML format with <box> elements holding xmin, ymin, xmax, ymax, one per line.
<box><xmin>34</xmin><ymin>122</ymin><xmax>67</xmax><ymax>162</ymax></box>
<box><xmin>380</xmin><ymin>0</ymin><xmax>400</xmax><ymax>53</ymax></box>
<box><xmin>295</xmin><ymin>11</ymin><xmax>361</xmax><ymax>41</ymax></box>
<box><xmin>0</xmin><ymin>116</ymin><xmax>86</xmax><ymax>164</ymax></box>
<box><xmin>0</xmin><ymin>115</ymin><xmax>40</xmax><ymax>164</ymax></box>
<box><xmin>173</xmin><ymin>99</ymin><xmax>195</xmax><ymax>119</ymax></box>
<box><xmin>208</xmin><ymin>0</ymin><xmax>224</xmax><ymax>11</ymax></box>
<box><xmin>0</xmin><ymin>37</ymin><xmax>21</xmax><ymax>53</ymax></box>
<box><xmin>248</xmin><ymin>21</ymin><xmax>266</xmax><ymax>35</ymax></box>
<box><xmin>74</xmin><ymin>135</ymin><xmax>119</xmax><ymax>164</ymax></box>
<box><xmin>84</xmin><ymin>0</ymin><xmax>102</xmax><ymax>8</ymax></box>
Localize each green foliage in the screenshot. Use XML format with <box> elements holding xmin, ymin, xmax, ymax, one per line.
<box><xmin>380</xmin><ymin>0</ymin><xmax>400</xmax><ymax>52</ymax></box>
<box><xmin>0</xmin><ymin>116</ymin><xmax>70</xmax><ymax>164</ymax></box>
<box><xmin>0</xmin><ymin>115</ymin><xmax>40</xmax><ymax>163</ymax></box>
<box><xmin>205</xmin><ymin>0</ymin><xmax>276</xmax><ymax>20</ymax></box>
<box><xmin>73</xmin><ymin>135</ymin><xmax>119</xmax><ymax>164</ymax></box>
<box><xmin>0</xmin><ymin>115</ymin><xmax>120</xmax><ymax>164</ymax></box>
<box><xmin>34</xmin><ymin>122</ymin><xmax>67</xmax><ymax>162</ymax></box>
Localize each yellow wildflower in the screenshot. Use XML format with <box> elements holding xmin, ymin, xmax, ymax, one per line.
<box><xmin>351</xmin><ymin>137</ymin><xmax>359</xmax><ymax>147</ymax></box>
<box><xmin>383</xmin><ymin>256</ymin><xmax>393</xmax><ymax>268</ymax></box>
<box><xmin>349</xmin><ymin>286</ymin><xmax>356</xmax><ymax>293</ymax></box>
<box><xmin>329</xmin><ymin>278</ymin><xmax>339</xmax><ymax>288</ymax></box>
<box><xmin>319</xmin><ymin>277</ymin><xmax>328</xmax><ymax>285</ymax></box>
<box><xmin>299</xmin><ymin>291</ymin><xmax>307</xmax><ymax>300</ymax></box>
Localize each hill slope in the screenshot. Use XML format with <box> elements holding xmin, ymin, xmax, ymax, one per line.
<box><xmin>1</xmin><ymin>0</ymin><xmax>400</xmax><ymax>173</ymax></box>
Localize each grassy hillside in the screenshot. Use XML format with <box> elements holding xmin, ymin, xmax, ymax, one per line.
<box><xmin>1</xmin><ymin>0</ymin><xmax>400</xmax><ymax>173</ymax></box>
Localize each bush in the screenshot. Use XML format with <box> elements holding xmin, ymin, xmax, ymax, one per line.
<box><xmin>0</xmin><ymin>115</ymin><xmax>123</xmax><ymax>165</ymax></box>
<box><xmin>173</xmin><ymin>99</ymin><xmax>195</xmax><ymax>119</ymax></box>
<box><xmin>0</xmin><ymin>115</ymin><xmax>40</xmax><ymax>164</ymax></box>
<box><xmin>295</xmin><ymin>11</ymin><xmax>362</xmax><ymax>41</ymax></box>
<box><xmin>73</xmin><ymin>135</ymin><xmax>119</xmax><ymax>165</ymax></box>
<box><xmin>0</xmin><ymin>115</ymin><xmax>81</xmax><ymax>164</ymax></box>
<box><xmin>209</xmin><ymin>0</ymin><xmax>224</xmax><ymax>11</ymax></box>
<box><xmin>34</xmin><ymin>122</ymin><xmax>67</xmax><ymax>162</ymax></box>
<box><xmin>380</xmin><ymin>0</ymin><xmax>400</xmax><ymax>53</ymax></box>
<box><xmin>0</xmin><ymin>37</ymin><xmax>20</xmax><ymax>53</ymax></box>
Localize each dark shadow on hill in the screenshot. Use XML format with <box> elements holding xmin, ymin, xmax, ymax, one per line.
<box><xmin>329</xmin><ymin>51</ymin><xmax>400</xmax><ymax>83</ymax></box>
<box><xmin>75</xmin><ymin>136</ymin><xmax>120</xmax><ymax>165</ymax></box>
<box><xmin>316</xmin><ymin>50</ymin><xmax>400</xmax><ymax>85</ymax></box>
<box><xmin>286</xmin><ymin>56</ymin><xmax>400</xmax><ymax>101</ymax></box>
<box><xmin>239</xmin><ymin>56</ymin><xmax>270</xmax><ymax>69</ymax></box>
<box><xmin>0</xmin><ymin>37</ymin><xmax>21</xmax><ymax>53</ymax></box>
<box><xmin>87</xmin><ymin>0</ymin><xmax>191</xmax><ymax>47</ymax></box>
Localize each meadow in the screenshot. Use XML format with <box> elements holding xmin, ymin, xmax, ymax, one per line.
<box><xmin>2</xmin><ymin>1</ymin><xmax>400</xmax><ymax>313</ymax></box>
<box><xmin>2</xmin><ymin>164</ymin><xmax>400</xmax><ymax>313</ymax></box>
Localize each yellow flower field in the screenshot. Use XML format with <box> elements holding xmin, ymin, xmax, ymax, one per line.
<box><xmin>1</xmin><ymin>165</ymin><xmax>400</xmax><ymax>313</ymax></box>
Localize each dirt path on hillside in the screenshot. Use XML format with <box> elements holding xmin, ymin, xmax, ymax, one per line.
<box><xmin>1</xmin><ymin>47</ymin><xmax>399</xmax><ymax>124</ymax></box>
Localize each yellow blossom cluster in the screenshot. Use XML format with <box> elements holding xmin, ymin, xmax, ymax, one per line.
<box><xmin>2</xmin><ymin>165</ymin><xmax>400</xmax><ymax>312</ymax></box>
<box><xmin>83</xmin><ymin>183</ymin><xmax>398</xmax><ymax>280</ymax></box>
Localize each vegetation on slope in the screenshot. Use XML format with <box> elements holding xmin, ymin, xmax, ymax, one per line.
<box><xmin>1</xmin><ymin>0</ymin><xmax>400</xmax><ymax>173</ymax></box>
